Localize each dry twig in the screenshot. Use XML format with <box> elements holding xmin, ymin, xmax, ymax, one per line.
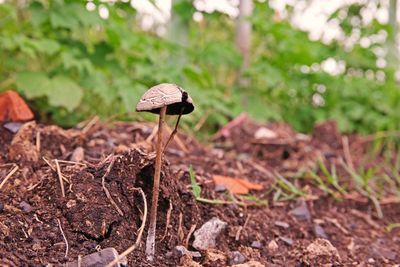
<box><xmin>342</xmin><ymin>136</ymin><xmax>355</xmax><ymax>171</ymax></box>
<box><xmin>177</xmin><ymin>212</ymin><xmax>184</xmax><ymax>242</ymax></box>
<box><xmin>325</xmin><ymin>217</ymin><xmax>349</xmax><ymax>235</ymax></box>
<box><xmin>55</xmin><ymin>159</ymin><xmax>65</xmax><ymax>197</ymax></box>
<box><xmin>145</xmin><ymin>124</ymin><xmax>158</xmax><ymax>144</ymax></box>
<box><xmin>164</xmin><ymin>123</ymin><xmax>188</xmax><ymax>153</ymax></box>
<box><xmin>235</xmin><ymin>214</ymin><xmax>251</xmax><ymax>241</ymax></box>
<box><xmin>0</xmin><ymin>165</ymin><xmax>19</xmax><ymax>191</ymax></box>
<box><xmin>101</xmin><ymin>156</ymin><xmax>124</xmax><ymax>216</ymax></box>
<box><xmin>82</xmin><ymin>116</ymin><xmax>99</xmax><ymax>134</ymax></box>
<box><xmin>106</xmin><ymin>188</ymin><xmax>147</xmax><ymax>267</ymax></box>
<box><xmin>36</xmin><ymin>130</ymin><xmax>41</xmax><ymax>153</ymax></box>
<box><xmin>185</xmin><ymin>224</ymin><xmax>197</xmax><ymax>248</ymax></box>
<box><xmin>42</xmin><ymin>157</ymin><xmax>56</xmax><ymax>172</ymax></box>
<box><xmin>56</xmin><ymin>160</ymin><xmax>87</xmax><ymax>167</ymax></box>
<box><xmin>350</xmin><ymin>209</ymin><xmax>380</xmax><ymax>229</ymax></box>
<box><xmin>57</xmin><ymin>218</ymin><xmax>69</xmax><ymax>258</ymax></box>
<box><xmin>161</xmin><ymin>200</ymin><xmax>173</xmax><ymax>241</ymax></box>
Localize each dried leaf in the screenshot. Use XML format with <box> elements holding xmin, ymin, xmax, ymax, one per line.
<box><xmin>213</xmin><ymin>175</ymin><xmax>263</xmax><ymax>195</ymax></box>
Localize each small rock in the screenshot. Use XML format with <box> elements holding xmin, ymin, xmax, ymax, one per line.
<box><xmin>302</xmin><ymin>238</ymin><xmax>341</xmax><ymax>266</ymax></box>
<box><xmin>279</xmin><ymin>236</ymin><xmax>293</xmax><ymax>246</ymax></box>
<box><xmin>3</xmin><ymin>122</ymin><xmax>23</xmax><ymax>133</ymax></box>
<box><xmin>232</xmin><ymin>260</ymin><xmax>265</xmax><ymax>267</ymax></box>
<box><xmin>254</xmin><ymin>127</ymin><xmax>277</xmax><ymax>139</ymax></box>
<box><xmin>192</xmin><ymin>217</ymin><xmax>227</xmax><ymax>250</ymax></box>
<box><xmin>251</xmin><ymin>241</ymin><xmax>262</xmax><ymax>249</ymax></box>
<box><xmin>19</xmin><ymin>201</ymin><xmax>32</xmax><ymax>213</ymax></box>
<box><xmin>289</xmin><ymin>201</ymin><xmax>311</xmax><ymax>222</ymax></box>
<box><xmin>229</xmin><ymin>251</ymin><xmax>246</xmax><ymax>265</ymax></box>
<box><xmin>66</xmin><ymin>199</ymin><xmax>77</xmax><ymax>209</ymax></box>
<box><xmin>66</xmin><ymin>247</ymin><xmax>127</xmax><ymax>267</ymax></box>
<box><xmin>274</xmin><ymin>221</ymin><xmax>290</xmax><ymax>229</ymax></box>
<box><xmin>267</xmin><ymin>240</ymin><xmax>279</xmax><ymax>253</ymax></box>
<box><xmin>214</xmin><ymin>184</ymin><xmax>227</xmax><ymax>192</ymax></box>
<box><xmin>174</xmin><ymin>245</ymin><xmax>202</xmax><ymax>258</ymax></box>
<box><xmin>70</xmin><ymin>147</ymin><xmax>85</xmax><ymax>162</ymax></box>
<box><xmin>367</xmin><ymin>258</ymin><xmax>375</xmax><ymax>264</ymax></box>
<box><xmin>313</xmin><ymin>224</ymin><xmax>328</xmax><ymax>239</ymax></box>
<box><xmin>178</xmin><ymin>255</ymin><xmax>202</xmax><ymax>267</ymax></box>
<box><xmin>8</xmin><ymin>121</ymin><xmax>39</xmax><ymax>162</ymax></box>
<box><xmin>203</xmin><ymin>249</ymin><xmax>226</xmax><ymax>264</ymax></box>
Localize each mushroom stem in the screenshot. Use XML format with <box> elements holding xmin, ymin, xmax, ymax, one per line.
<box><xmin>146</xmin><ymin>105</ymin><xmax>167</xmax><ymax>262</ymax></box>
<box><xmin>162</xmin><ymin>108</ymin><xmax>184</xmax><ymax>154</ymax></box>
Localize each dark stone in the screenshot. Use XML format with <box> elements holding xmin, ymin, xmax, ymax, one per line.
<box><xmin>274</xmin><ymin>221</ymin><xmax>290</xmax><ymax>229</ymax></box>
<box><xmin>289</xmin><ymin>201</ymin><xmax>311</xmax><ymax>222</ymax></box>
<box><xmin>280</xmin><ymin>236</ymin><xmax>294</xmax><ymax>246</ymax></box>
<box><xmin>19</xmin><ymin>201</ymin><xmax>32</xmax><ymax>213</ymax></box>
<box><xmin>3</xmin><ymin>122</ymin><xmax>23</xmax><ymax>133</ymax></box>
<box><xmin>251</xmin><ymin>241</ymin><xmax>262</xmax><ymax>249</ymax></box>
<box><xmin>66</xmin><ymin>247</ymin><xmax>126</xmax><ymax>267</ymax></box>
<box><xmin>229</xmin><ymin>251</ymin><xmax>246</xmax><ymax>265</ymax></box>
<box><xmin>314</xmin><ymin>224</ymin><xmax>328</xmax><ymax>239</ymax></box>
<box><xmin>173</xmin><ymin>245</ymin><xmax>202</xmax><ymax>258</ymax></box>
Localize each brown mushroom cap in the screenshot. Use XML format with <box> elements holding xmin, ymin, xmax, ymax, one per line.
<box><xmin>136</xmin><ymin>83</ymin><xmax>194</xmax><ymax>115</ymax></box>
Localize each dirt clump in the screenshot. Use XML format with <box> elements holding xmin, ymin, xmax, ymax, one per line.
<box><xmin>1</xmin><ymin>119</ymin><xmax>400</xmax><ymax>266</ymax></box>
<box><xmin>302</xmin><ymin>238</ymin><xmax>341</xmax><ymax>266</ymax></box>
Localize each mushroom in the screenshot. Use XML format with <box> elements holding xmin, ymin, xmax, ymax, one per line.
<box><xmin>136</xmin><ymin>83</ymin><xmax>194</xmax><ymax>261</ymax></box>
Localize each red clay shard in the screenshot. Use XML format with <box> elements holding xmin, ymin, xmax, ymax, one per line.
<box><xmin>0</xmin><ymin>90</ymin><xmax>34</xmax><ymax>122</ymax></box>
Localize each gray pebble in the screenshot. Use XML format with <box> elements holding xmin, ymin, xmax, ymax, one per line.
<box><xmin>279</xmin><ymin>236</ymin><xmax>294</xmax><ymax>246</ymax></box>
<box><xmin>251</xmin><ymin>241</ymin><xmax>262</xmax><ymax>249</ymax></box>
<box><xmin>174</xmin><ymin>245</ymin><xmax>202</xmax><ymax>258</ymax></box>
<box><xmin>229</xmin><ymin>251</ymin><xmax>246</xmax><ymax>265</ymax></box>
<box><xmin>289</xmin><ymin>201</ymin><xmax>311</xmax><ymax>222</ymax></box>
<box><xmin>19</xmin><ymin>201</ymin><xmax>32</xmax><ymax>213</ymax></box>
<box><xmin>66</xmin><ymin>247</ymin><xmax>127</xmax><ymax>267</ymax></box>
<box><xmin>192</xmin><ymin>217</ymin><xmax>227</xmax><ymax>250</ymax></box>
<box><xmin>314</xmin><ymin>224</ymin><xmax>328</xmax><ymax>239</ymax></box>
<box><xmin>274</xmin><ymin>221</ymin><xmax>290</xmax><ymax>229</ymax></box>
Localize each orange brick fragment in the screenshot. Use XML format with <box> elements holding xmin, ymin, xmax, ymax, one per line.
<box><xmin>0</xmin><ymin>90</ymin><xmax>34</xmax><ymax>122</ymax></box>
<box><xmin>213</xmin><ymin>175</ymin><xmax>263</xmax><ymax>195</ymax></box>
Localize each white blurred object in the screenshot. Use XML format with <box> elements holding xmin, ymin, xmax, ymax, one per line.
<box><xmin>254</xmin><ymin>127</ymin><xmax>278</xmax><ymax>139</ymax></box>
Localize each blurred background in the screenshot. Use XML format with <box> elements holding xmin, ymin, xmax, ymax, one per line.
<box><xmin>0</xmin><ymin>0</ymin><xmax>399</xmax><ymax>135</ymax></box>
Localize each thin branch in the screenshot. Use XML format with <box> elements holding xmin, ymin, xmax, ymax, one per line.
<box><xmin>185</xmin><ymin>224</ymin><xmax>197</xmax><ymax>248</ymax></box>
<box><xmin>342</xmin><ymin>136</ymin><xmax>355</xmax><ymax>171</ymax></box>
<box><xmin>160</xmin><ymin>200</ymin><xmax>173</xmax><ymax>241</ymax></box>
<box><xmin>55</xmin><ymin>159</ymin><xmax>65</xmax><ymax>197</ymax></box>
<box><xmin>101</xmin><ymin>156</ymin><xmax>124</xmax><ymax>216</ymax></box>
<box><xmin>57</xmin><ymin>218</ymin><xmax>69</xmax><ymax>258</ymax></box>
<box><xmin>106</xmin><ymin>188</ymin><xmax>148</xmax><ymax>267</ymax></box>
<box><xmin>0</xmin><ymin>165</ymin><xmax>19</xmax><ymax>191</ymax></box>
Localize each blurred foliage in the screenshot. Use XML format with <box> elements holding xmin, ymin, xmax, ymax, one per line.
<box><xmin>0</xmin><ymin>0</ymin><xmax>399</xmax><ymax>134</ymax></box>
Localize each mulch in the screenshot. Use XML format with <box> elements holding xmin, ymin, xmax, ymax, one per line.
<box><xmin>0</xmin><ymin>116</ymin><xmax>399</xmax><ymax>266</ymax></box>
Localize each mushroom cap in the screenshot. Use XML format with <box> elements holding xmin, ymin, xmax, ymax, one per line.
<box><xmin>136</xmin><ymin>83</ymin><xmax>194</xmax><ymax>115</ymax></box>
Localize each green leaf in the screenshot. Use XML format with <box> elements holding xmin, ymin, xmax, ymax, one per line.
<box><xmin>50</xmin><ymin>9</ymin><xmax>79</xmax><ymax>29</ymax></box>
<box><xmin>47</xmin><ymin>76</ymin><xmax>83</xmax><ymax>111</ymax></box>
<box><xmin>33</xmin><ymin>39</ymin><xmax>61</xmax><ymax>55</ymax></box>
<box><xmin>115</xmin><ymin>78</ymin><xmax>145</xmax><ymax>112</ymax></box>
<box><xmin>189</xmin><ymin>165</ymin><xmax>201</xmax><ymax>199</ymax></box>
<box><xmin>82</xmin><ymin>72</ymin><xmax>114</xmax><ymax>105</ymax></box>
<box><xmin>16</xmin><ymin>72</ymin><xmax>51</xmax><ymax>98</ymax></box>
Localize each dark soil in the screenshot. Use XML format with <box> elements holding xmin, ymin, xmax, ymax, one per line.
<box><xmin>0</xmin><ymin>117</ymin><xmax>399</xmax><ymax>266</ymax></box>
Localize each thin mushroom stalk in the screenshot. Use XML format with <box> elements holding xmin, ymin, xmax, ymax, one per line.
<box><xmin>136</xmin><ymin>83</ymin><xmax>194</xmax><ymax>262</ymax></box>
<box><xmin>145</xmin><ymin>105</ymin><xmax>166</xmax><ymax>261</ymax></box>
<box><xmin>162</xmin><ymin>107</ymin><xmax>184</xmax><ymax>154</ymax></box>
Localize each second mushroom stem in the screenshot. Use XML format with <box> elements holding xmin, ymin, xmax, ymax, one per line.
<box><xmin>145</xmin><ymin>105</ymin><xmax>167</xmax><ymax>262</ymax></box>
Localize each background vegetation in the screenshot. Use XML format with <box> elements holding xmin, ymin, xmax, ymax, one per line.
<box><xmin>0</xmin><ymin>0</ymin><xmax>399</xmax><ymax>134</ymax></box>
